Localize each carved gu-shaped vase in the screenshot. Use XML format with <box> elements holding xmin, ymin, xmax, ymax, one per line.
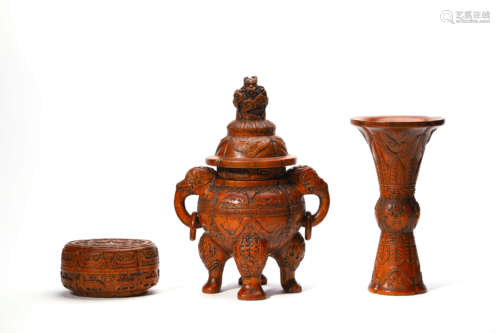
<box><xmin>174</xmin><ymin>77</ymin><xmax>330</xmax><ymax>300</ymax></box>
<box><xmin>351</xmin><ymin>116</ymin><xmax>444</xmax><ymax>295</ymax></box>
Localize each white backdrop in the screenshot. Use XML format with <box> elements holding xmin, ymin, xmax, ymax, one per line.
<box><xmin>1</xmin><ymin>0</ymin><xmax>499</xmax><ymax>332</ymax></box>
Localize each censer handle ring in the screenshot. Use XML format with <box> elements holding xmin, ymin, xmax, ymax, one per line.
<box><xmin>304</xmin><ymin>211</ymin><xmax>313</xmax><ymax>240</ymax></box>
<box><xmin>190</xmin><ymin>212</ymin><xmax>199</xmax><ymax>241</ymax></box>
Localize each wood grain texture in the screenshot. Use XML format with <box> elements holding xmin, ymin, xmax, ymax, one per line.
<box><xmin>351</xmin><ymin>116</ymin><xmax>444</xmax><ymax>295</ymax></box>
<box><xmin>61</xmin><ymin>239</ymin><xmax>159</xmax><ymax>297</ymax></box>
<box><xmin>175</xmin><ymin>77</ymin><xmax>330</xmax><ymax>300</ymax></box>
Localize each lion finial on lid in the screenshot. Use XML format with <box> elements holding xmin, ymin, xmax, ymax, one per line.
<box><xmin>233</xmin><ymin>76</ymin><xmax>268</xmax><ymax>120</ymax></box>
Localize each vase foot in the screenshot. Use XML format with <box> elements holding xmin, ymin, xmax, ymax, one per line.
<box><xmin>370</xmin><ymin>232</ymin><xmax>426</xmax><ymax>296</ymax></box>
<box><xmin>368</xmin><ymin>284</ymin><xmax>427</xmax><ymax>296</ymax></box>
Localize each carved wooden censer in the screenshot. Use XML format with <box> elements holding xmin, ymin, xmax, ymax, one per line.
<box><xmin>351</xmin><ymin>116</ymin><xmax>444</xmax><ymax>295</ymax></box>
<box><xmin>174</xmin><ymin>77</ymin><xmax>330</xmax><ymax>300</ymax></box>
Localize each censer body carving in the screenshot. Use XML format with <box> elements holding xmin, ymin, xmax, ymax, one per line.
<box><xmin>175</xmin><ymin>77</ymin><xmax>330</xmax><ymax>300</ymax></box>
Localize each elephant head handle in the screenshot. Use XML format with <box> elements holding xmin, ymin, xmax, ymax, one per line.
<box><xmin>287</xmin><ymin>165</ymin><xmax>330</xmax><ymax>240</ymax></box>
<box><xmin>174</xmin><ymin>167</ymin><xmax>216</xmax><ymax>240</ymax></box>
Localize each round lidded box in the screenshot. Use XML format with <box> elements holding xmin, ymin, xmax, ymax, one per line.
<box><xmin>61</xmin><ymin>239</ymin><xmax>159</xmax><ymax>297</ymax></box>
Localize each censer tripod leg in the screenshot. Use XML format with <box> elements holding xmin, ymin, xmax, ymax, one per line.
<box><xmin>272</xmin><ymin>232</ymin><xmax>305</xmax><ymax>293</ymax></box>
<box><xmin>233</xmin><ymin>233</ymin><xmax>268</xmax><ymax>301</ymax></box>
<box><xmin>199</xmin><ymin>233</ymin><xmax>230</xmax><ymax>294</ymax></box>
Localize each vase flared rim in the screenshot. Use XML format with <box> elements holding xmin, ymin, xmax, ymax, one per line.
<box><xmin>351</xmin><ymin>116</ymin><xmax>445</xmax><ymax>128</ymax></box>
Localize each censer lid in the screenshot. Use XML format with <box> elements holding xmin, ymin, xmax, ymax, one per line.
<box><xmin>206</xmin><ymin>76</ymin><xmax>296</xmax><ymax>169</ymax></box>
